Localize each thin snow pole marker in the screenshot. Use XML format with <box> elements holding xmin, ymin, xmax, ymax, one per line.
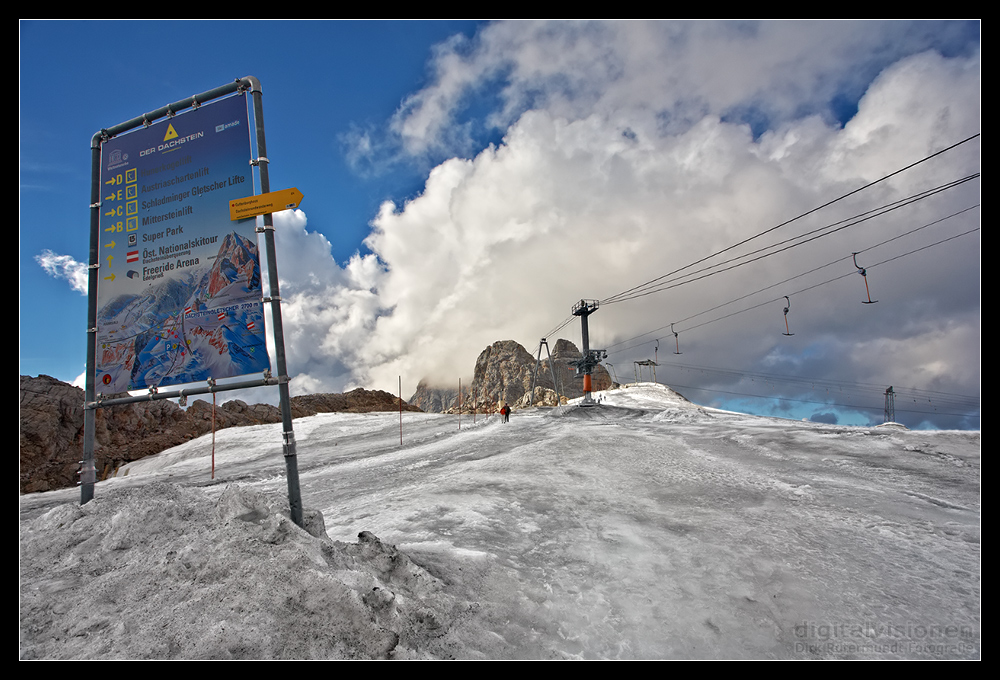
<box><xmin>212</xmin><ymin>389</ymin><xmax>216</xmax><ymax>479</ymax></box>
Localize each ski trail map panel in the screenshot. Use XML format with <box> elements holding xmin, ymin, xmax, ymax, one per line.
<box><xmin>96</xmin><ymin>94</ymin><xmax>271</xmax><ymax>394</ymax></box>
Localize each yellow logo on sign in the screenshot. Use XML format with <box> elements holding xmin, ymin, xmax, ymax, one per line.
<box><xmin>163</xmin><ymin>124</ymin><xmax>179</xmax><ymax>141</ymax></box>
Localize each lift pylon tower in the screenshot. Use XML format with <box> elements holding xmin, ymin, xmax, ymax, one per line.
<box><xmin>634</xmin><ymin>359</ymin><xmax>658</xmax><ymax>384</ymax></box>
<box><xmin>569</xmin><ymin>299</ymin><xmax>606</xmax><ymax>407</ymax></box>
<box><xmin>529</xmin><ymin>338</ymin><xmax>563</xmax><ymax>406</ymax></box>
<box><xmin>884</xmin><ymin>386</ymin><xmax>895</xmax><ymax>423</ymax></box>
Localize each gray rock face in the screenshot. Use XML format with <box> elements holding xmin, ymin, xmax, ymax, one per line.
<box><xmin>470</xmin><ymin>340</ymin><xmax>538</xmax><ymax>411</ymax></box>
<box><xmin>410</xmin><ymin>339</ymin><xmax>616</xmax><ymax>414</ymax></box>
<box><xmin>19</xmin><ymin>375</ymin><xmax>421</xmax><ymax>494</ymax></box>
<box><xmin>407</xmin><ymin>341</ymin><xmax>537</xmax><ymax>414</ymax></box>
<box><xmin>467</xmin><ymin>339</ymin><xmax>617</xmax><ymax>413</ymax></box>
<box><xmin>20</xmin><ymin>375</ymin><xmax>88</xmax><ymax>493</ymax></box>
<box><xmin>407</xmin><ymin>380</ymin><xmax>467</xmax><ymax>414</ymax></box>
<box><xmin>514</xmin><ymin>386</ymin><xmax>566</xmax><ymax>409</ymax></box>
<box><xmin>20</xmin><ymin>375</ymin><xmax>196</xmax><ymax>494</ymax></box>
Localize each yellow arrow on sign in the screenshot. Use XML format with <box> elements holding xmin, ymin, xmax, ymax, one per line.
<box><xmin>229</xmin><ymin>187</ymin><xmax>304</xmax><ymax>221</ymax></box>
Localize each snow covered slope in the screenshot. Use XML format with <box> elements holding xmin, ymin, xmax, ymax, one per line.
<box><xmin>20</xmin><ymin>383</ymin><xmax>980</xmax><ymax>659</ymax></box>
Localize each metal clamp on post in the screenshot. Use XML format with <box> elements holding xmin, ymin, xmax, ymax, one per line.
<box><xmin>255</xmin><ymin>224</ymin><xmax>274</xmax><ymax>232</ymax></box>
<box><xmin>282</xmin><ymin>430</ymin><xmax>297</xmax><ymax>456</ymax></box>
<box><xmin>90</xmin><ymin>201</ymin><xmax>102</xmax><ymax>209</ymax></box>
<box><xmin>78</xmin><ymin>460</ymin><xmax>97</xmax><ymax>486</ymax></box>
<box><xmin>250</xmin><ymin>157</ymin><xmax>269</xmax><ymax>166</ymax></box>
<box><xmin>278</xmin><ymin>374</ymin><xmax>290</xmax><ymax>384</ymax></box>
<box><xmin>262</xmin><ymin>295</ymin><xmax>282</xmax><ymax>304</ymax></box>
<box><xmin>207</xmin><ymin>377</ymin><xmax>216</xmax><ymax>392</ymax></box>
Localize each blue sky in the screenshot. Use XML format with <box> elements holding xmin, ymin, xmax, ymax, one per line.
<box><xmin>21</xmin><ymin>21</ymin><xmax>482</xmax><ymax>376</ymax></box>
<box><xmin>20</xmin><ymin>20</ymin><xmax>980</xmax><ymax>429</ymax></box>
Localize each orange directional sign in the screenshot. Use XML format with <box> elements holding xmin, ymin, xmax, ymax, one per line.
<box><xmin>229</xmin><ymin>187</ymin><xmax>304</xmax><ymax>220</ymax></box>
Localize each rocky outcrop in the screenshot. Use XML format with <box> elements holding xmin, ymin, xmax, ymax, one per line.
<box><xmin>20</xmin><ymin>375</ymin><xmax>90</xmax><ymax>494</ymax></box>
<box><xmin>20</xmin><ymin>375</ymin><xmax>196</xmax><ymax>494</ymax></box>
<box><xmin>407</xmin><ymin>380</ymin><xmax>468</xmax><ymax>414</ymax></box>
<box><xmin>410</xmin><ymin>339</ymin><xmax>616</xmax><ymax>414</ymax></box>
<box><xmin>468</xmin><ymin>340</ymin><xmax>536</xmax><ymax>412</ymax></box>
<box><xmin>293</xmin><ymin>389</ymin><xmax>422</xmax><ymax>416</ymax></box>
<box><xmin>19</xmin><ymin>376</ymin><xmax>421</xmax><ymax>494</ymax></box>
<box><xmin>514</xmin><ymin>387</ymin><xmax>567</xmax><ymax>409</ymax></box>
<box><xmin>418</xmin><ymin>339</ymin><xmax>612</xmax><ymax>414</ymax></box>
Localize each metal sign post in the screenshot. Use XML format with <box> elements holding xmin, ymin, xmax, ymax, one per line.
<box><xmin>84</xmin><ymin>77</ymin><xmax>303</xmax><ymax>527</ymax></box>
<box><xmin>247</xmin><ymin>79</ymin><xmax>303</xmax><ymax>527</ymax></box>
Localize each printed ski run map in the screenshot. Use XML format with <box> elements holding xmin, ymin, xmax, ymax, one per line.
<box><xmin>96</xmin><ymin>94</ymin><xmax>270</xmax><ymax>394</ymax></box>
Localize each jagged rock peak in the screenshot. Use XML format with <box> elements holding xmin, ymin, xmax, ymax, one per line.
<box><xmin>471</xmin><ymin>340</ymin><xmax>536</xmax><ymax>411</ymax></box>
<box><xmin>551</xmin><ymin>338</ymin><xmax>582</xmax><ymax>360</ymax></box>
<box><xmin>410</xmin><ymin>338</ymin><xmax>615</xmax><ymax>414</ymax></box>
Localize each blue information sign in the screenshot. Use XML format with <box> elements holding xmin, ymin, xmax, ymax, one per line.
<box><xmin>96</xmin><ymin>94</ymin><xmax>270</xmax><ymax>393</ymax></box>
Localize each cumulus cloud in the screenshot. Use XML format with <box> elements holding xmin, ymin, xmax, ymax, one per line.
<box><xmin>383</xmin><ymin>21</ymin><xmax>977</xmax><ymax>158</ymax></box>
<box><xmin>261</xmin><ymin>210</ymin><xmax>388</xmax><ymax>393</ymax></box>
<box><xmin>35</xmin><ymin>250</ymin><xmax>88</xmax><ymax>295</ymax></box>
<box><xmin>295</xmin><ymin>22</ymin><xmax>980</xmax><ymax>429</ymax></box>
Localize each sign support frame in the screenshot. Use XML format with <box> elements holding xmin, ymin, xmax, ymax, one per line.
<box><xmin>83</xmin><ymin>77</ymin><xmax>303</xmax><ymax>527</ymax></box>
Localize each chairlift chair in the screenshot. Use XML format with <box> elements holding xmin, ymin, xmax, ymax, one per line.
<box><xmin>853</xmin><ymin>253</ymin><xmax>878</xmax><ymax>304</ymax></box>
<box><xmin>782</xmin><ymin>296</ymin><xmax>794</xmax><ymax>336</ymax></box>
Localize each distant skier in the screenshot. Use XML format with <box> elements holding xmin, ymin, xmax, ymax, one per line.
<box><xmin>502</xmin><ymin>403</ymin><xmax>510</xmax><ymax>423</ymax></box>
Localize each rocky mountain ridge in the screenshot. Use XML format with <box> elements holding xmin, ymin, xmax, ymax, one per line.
<box><xmin>23</xmin><ymin>337</ymin><xmax>616</xmax><ymax>491</ymax></box>
<box><xmin>19</xmin><ymin>374</ymin><xmax>421</xmax><ymax>494</ymax></box>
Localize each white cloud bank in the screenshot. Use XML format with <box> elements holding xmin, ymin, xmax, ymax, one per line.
<box><xmin>284</xmin><ymin>24</ymin><xmax>980</xmax><ymax>427</ymax></box>
<box><xmin>41</xmin><ymin>22</ymin><xmax>980</xmax><ymax>427</ymax></box>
